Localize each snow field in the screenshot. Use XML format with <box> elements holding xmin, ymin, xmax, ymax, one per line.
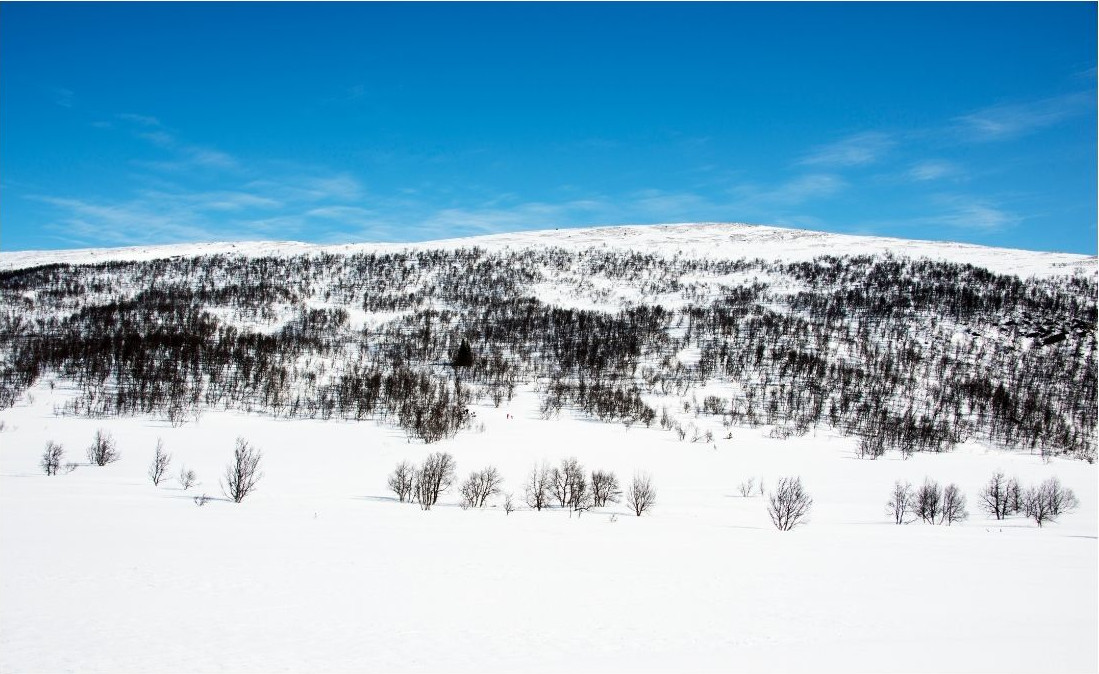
<box><xmin>2</xmin><ymin>381</ymin><xmax>1095</xmax><ymax>673</ymax></box>
<box><xmin>3</xmin><ymin>222</ymin><xmax>1094</xmax><ymax>279</ymax></box>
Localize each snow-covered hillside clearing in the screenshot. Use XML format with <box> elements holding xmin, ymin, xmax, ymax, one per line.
<box><xmin>1</xmin><ymin>223</ymin><xmax>1096</xmax><ymax>672</ymax></box>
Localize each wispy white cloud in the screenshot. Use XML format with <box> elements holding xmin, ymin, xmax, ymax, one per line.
<box><xmin>136</xmin><ymin>130</ymin><xmax>176</xmax><ymax>148</ymax></box>
<box><xmin>47</xmin><ymin>87</ymin><xmax>75</xmax><ymax>108</ymax></box>
<box><xmin>29</xmin><ymin>152</ymin><xmax>368</xmax><ymax>246</ymax></box>
<box><xmin>117</xmin><ymin>114</ymin><xmax>240</xmax><ymax>173</ymax></box>
<box><xmin>907</xmin><ymin>160</ymin><xmax>960</xmax><ymax>182</ymax></box>
<box><xmin>799</xmin><ymin>132</ymin><xmax>895</xmax><ymax>167</ymax></box>
<box><xmin>954</xmin><ymin>92</ymin><xmax>1093</xmax><ymax>141</ymax></box>
<box><xmin>732</xmin><ymin>173</ymin><xmax>847</xmax><ymax>206</ymax></box>
<box><xmin>137</xmin><ymin>189</ymin><xmax>283</xmax><ymax>212</ymax></box>
<box><xmin>30</xmin><ymin>195</ymin><xmax>229</xmax><ymax>246</ymax></box>
<box><xmin>244</xmin><ymin>173</ymin><xmax>366</xmax><ymax>204</ymax></box>
<box><xmin>117</xmin><ymin>113</ymin><xmax>162</xmax><ymax>127</ymax></box>
<box><xmin>919</xmin><ymin>195</ymin><xmax>1019</xmax><ymax>231</ymax></box>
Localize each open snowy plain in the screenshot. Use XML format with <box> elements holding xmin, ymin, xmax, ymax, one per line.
<box><xmin>1</xmin><ymin>223</ymin><xmax>1096</xmax><ymax>673</ymax></box>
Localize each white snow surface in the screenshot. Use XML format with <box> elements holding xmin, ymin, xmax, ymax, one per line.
<box><xmin>1</xmin><ymin>382</ymin><xmax>1096</xmax><ymax>673</ymax></box>
<box><xmin>2</xmin><ymin>222</ymin><xmax>1095</xmax><ymax>278</ymax></box>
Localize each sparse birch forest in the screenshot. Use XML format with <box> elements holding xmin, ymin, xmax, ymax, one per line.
<box><xmin>2</xmin><ymin>247</ymin><xmax>1094</xmax><ymax>460</ymax></box>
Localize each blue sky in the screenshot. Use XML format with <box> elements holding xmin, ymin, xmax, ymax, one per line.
<box><xmin>2</xmin><ymin>3</ymin><xmax>1095</xmax><ymax>253</ymax></box>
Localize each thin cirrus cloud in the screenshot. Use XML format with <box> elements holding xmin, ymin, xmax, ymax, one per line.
<box><xmin>798</xmin><ymin>132</ymin><xmax>895</xmax><ymax>167</ymax></box>
<box><xmin>922</xmin><ymin>195</ymin><xmax>1019</xmax><ymax>232</ymax></box>
<box><xmin>29</xmin><ymin>195</ymin><xmax>230</xmax><ymax>246</ymax></box>
<box><xmin>731</xmin><ymin>173</ymin><xmax>847</xmax><ymax>207</ymax></box>
<box><xmin>907</xmin><ymin>160</ymin><xmax>959</xmax><ymax>182</ymax></box>
<box><xmin>116</xmin><ymin>114</ymin><xmax>241</xmax><ymax>172</ymax></box>
<box><xmin>30</xmin><ymin>112</ymin><xmax>375</xmax><ymax>247</ymax></box>
<box><xmin>954</xmin><ymin>91</ymin><xmax>1094</xmax><ymax>141</ymax></box>
<box><xmin>46</xmin><ymin>86</ymin><xmax>75</xmax><ymax>108</ymax></box>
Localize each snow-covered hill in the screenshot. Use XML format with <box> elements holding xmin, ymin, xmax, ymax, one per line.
<box><xmin>2</xmin><ymin>222</ymin><xmax>1095</xmax><ymax>278</ymax></box>
<box><xmin>1</xmin><ymin>222</ymin><xmax>1096</xmax><ymax>673</ymax></box>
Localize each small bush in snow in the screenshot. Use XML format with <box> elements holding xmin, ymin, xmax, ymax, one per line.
<box><xmin>387</xmin><ymin>460</ymin><xmax>415</xmax><ymax>503</ymax></box>
<box><xmin>767</xmin><ymin>476</ymin><xmax>812</xmax><ymax>531</ymax></box>
<box><xmin>222</xmin><ymin>438</ymin><xmax>263</xmax><ymax>503</ymax></box>
<box><xmin>459</xmin><ymin>466</ymin><xmax>503</xmax><ymax>508</ymax></box>
<box><xmin>194</xmin><ymin>493</ymin><xmax>209</xmax><ymax>507</ymax></box>
<box><xmin>1024</xmin><ymin>477</ymin><xmax>1079</xmax><ymax>527</ymax></box>
<box><xmin>524</xmin><ymin>461</ymin><xmax>552</xmax><ymax>511</ymax></box>
<box><xmin>551</xmin><ymin>457</ymin><xmax>587</xmax><ymax>510</ymax></box>
<box><xmin>627</xmin><ymin>472</ymin><xmax>657</xmax><ymax>516</ymax></box>
<box><xmin>86</xmin><ymin>429</ymin><xmax>119</xmax><ymax>466</ymax></box>
<box><xmin>738</xmin><ymin>477</ymin><xmax>755</xmax><ymax>497</ymax></box>
<box><xmin>590</xmin><ymin>469</ymin><xmax>621</xmax><ymax>507</ymax></box>
<box><xmin>148</xmin><ymin>438</ymin><xmax>171</xmax><ymax>486</ymax></box>
<box><xmin>888</xmin><ymin>480</ymin><xmax>915</xmax><ymax>524</ymax></box>
<box><xmin>978</xmin><ymin>471</ymin><xmax>1016</xmax><ymax>520</ymax></box>
<box><xmin>914</xmin><ymin>479</ymin><xmax>942</xmax><ymax>524</ymax></box>
<box><xmin>914</xmin><ymin>478</ymin><xmax>967</xmax><ymax>525</ymax></box>
<box><xmin>179</xmin><ymin>465</ymin><xmax>197</xmax><ymax>490</ymax></box>
<box><xmin>857</xmin><ymin>435</ymin><xmax>885</xmax><ymax>459</ymax></box>
<box><xmin>503</xmin><ymin>492</ymin><xmax>516</xmax><ymax>515</ymax></box>
<box><xmin>414</xmin><ymin>451</ymin><xmax>456</xmax><ymax>510</ymax></box>
<box><xmin>940</xmin><ymin>483</ymin><xmax>968</xmax><ymax>525</ymax></box>
<box><xmin>41</xmin><ymin>441</ymin><xmax>64</xmax><ymax>475</ymax></box>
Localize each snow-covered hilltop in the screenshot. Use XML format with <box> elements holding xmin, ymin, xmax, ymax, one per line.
<box><xmin>2</xmin><ymin>222</ymin><xmax>1095</xmax><ymax>278</ymax></box>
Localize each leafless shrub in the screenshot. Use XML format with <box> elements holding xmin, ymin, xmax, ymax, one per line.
<box><xmin>590</xmin><ymin>470</ymin><xmax>621</xmax><ymax>507</ymax></box>
<box><xmin>414</xmin><ymin>451</ymin><xmax>456</xmax><ymax>510</ymax></box>
<box><xmin>627</xmin><ymin>471</ymin><xmax>657</xmax><ymax>516</ymax></box>
<box><xmin>63</xmin><ymin>462</ymin><xmax>79</xmax><ymax>474</ymax></box>
<box><xmin>659</xmin><ymin>406</ymin><xmax>672</xmax><ymax>429</ymax></box>
<box><xmin>524</xmin><ymin>461</ymin><xmax>552</xmax><ymax>511</ymax></box>
<box><xmin>86</xmin><ymin>429</ymin><xmax>119</xmax><ymax>466</ymax></box>
<box><xmin>1006</xmin><ymin>476</ymin><xmax>1024</xmax><ymax>516</ymax></box>
<box><xmin>387</xmin><ymin>460</ymin><xmax>415</xmax><ymax>502</ymax></box>
<box><xmin>41</xmin><ymin>441</ymin><xmax>64</xmax><ymax>475</ymax></box>
<box><xmin>914</xmin><ymin>478</ymin><xmax>967</xmax><ymax>525</ymax></box>
<box><xmin>551</xmin><ymin>457</ymin><xmax>588</xmax><ymax>510</ymax></box>
<box><xmin>979</xmin><ymin>471</ymin><xmax>1013</xmax><ymax>520</ymax></box>
<box><xmin>888</xmin><ymin>480</ymin><xmax>915</xmax><ymax>524</ymax></box>
<box><xmin>503</xmin><ymin>492</ymin><xmax>516</xmax><ymax>515</ymax></box>
<box><xmin>857</xmin><ymin>435</ymin><xmax>885</xmax><ymax>459</ymax></box>
<box><xmin>194</xmin><ymin>493</ymin><xmax>209</xmax><ymax>507</ymax></box>
<box><xmin>767</xmin><ymin>476</ymin><xmax>812</xmax><ymax>530</ymax></box>
<box><xmin>179</xmin><ymin>465</ymin><xmax>197</xmax><ymax>490</ymax></box>
<box><xmin>222</xmin><ymin>438</ymin><xmax>263</xmax><ymax>503</ymax></box>
<box><xmin>1024</xmin><ymin>477</ymin><xmax>1079</xmax><ymax>527</ymax></box>
<box><xmin>914</xmin><ymin>479</ymin><xmax>942</xmax><ymax>524</ymax></box>
<box><xmin>148</xmin><ymin>438</ymin><xmax>171</xmax><ymax>486</ymax></box>
<box><xmin>738</xmin><ymin>477</ymin><xmax>755</xmax><ymax>497</ymax></box>
<box><xmin>460</xmin><ymin>466</ymin><xmax>503</xmax><ymax>508</ymax></box>
<box><xmin>940</xmin><ymin>483</ymin><xmax>968</xmax><ymax>525</ymax></box>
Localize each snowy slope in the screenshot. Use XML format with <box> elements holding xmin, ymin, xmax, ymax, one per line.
<box><xmin>2</xmin><ymin>222</ymin><xmax>1094</xmax><ymax>278</ymax></box>
<box><xmin>1</xmin><ymin>382</ymin><xmax>1095</xmax><ymax>673</ymax></box>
